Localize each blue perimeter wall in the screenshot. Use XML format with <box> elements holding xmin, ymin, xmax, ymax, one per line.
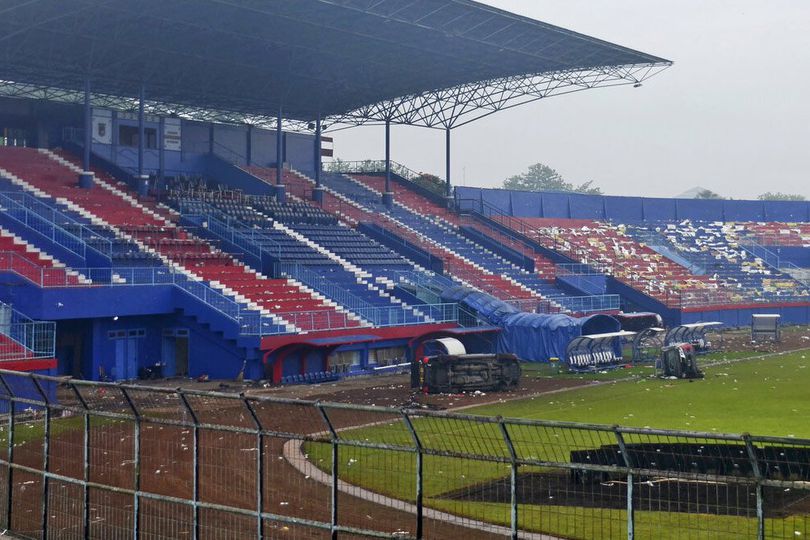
<box><xmin>456</xmin><ymin>187</ymin><xmax>810</xmax><ymax>223</ymax></box>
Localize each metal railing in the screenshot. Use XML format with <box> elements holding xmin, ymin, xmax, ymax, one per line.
<box><xmin>277</xmin><ymin>302</ymin><xmax>462</xmax><ymax>331</ymax></box>
<box><xmin>0</xmin><ymin>255</ymin><xmax>463</xmax><ymax>335</ymax></box>
<box><xmin>325</xmin><ymin>159</ymin><xmax>448</xmax><ymax>201</ymax></box>
<box><xmin>743</xmin><ymin>231</ymin><xmax>810</xmax><ymax>248</ymax></box>
<box><xmin>0</xmin><ymin>191</ymin><xmax>114</xmax><ymax>259</ymax></box>
<box><xmin>0</xmin><ymin>303</ymin><xmax>55</xmax><ymax>361</ymax></box>
<box><xmin>279</xmin><ymin>263</ymin><xmax>459</xmax><ymax>327</ymax></box>
<box><xmin>556</xmin><ymin>294</ymin><xmax>621</xmax><ymax>314</ymax></box>
<box><xmin>182</xmin><ymin>211</ymin><xmax>283</xmax><ymax>265</ymax></box>
<box><xmin>327</xmin><ymin>159</ymin><xmax>426</xmax><ymax>182</ymax></box>
<box><xmin>0</xmin><ymin>368</ymin><xmax>807</xmax><ymax>539</ymax></box>
<box><xmin>0</xmin><ymin>257</ymin><xmax>287</xmax><ymax>336</ymax></box>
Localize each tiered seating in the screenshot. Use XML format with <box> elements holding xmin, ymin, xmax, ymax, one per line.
<box><xmin>247</xmin><ymin>166</ymin><xmax>543</xmax><ymax>302</ymax></box>
<box><xmin>0</xmin><ymin>226</ymin><xmax>86</xmax><ymax>286</ymax></box>
<box><xmin>249</xmin><ymin>167</ymin><xmax>371</xmax><ymax>224</ymax></box>
<box><xmin>0</xmin><ymin>147</ymin><xmax>357</xmax><ymax>333</ymax></box>
<box><xmin>0</xmin><ymin>178</ymin><xmax>162</xmax><ymax>267</ymax></box>
<box><xmin>52</xmin><ymin>148</ymin><xmax>177</xmax><ymax>222</ymax></box>
<box><xmin>325</xmin><ymin>172</ymin><xmax>589</xmax><ymax>303</ymax></box>
<box><xmin>743</xmin><ymin>222</ymin><xmax>810</xmax><ymax>247</ymax></box>
<box><xmin>166</xmin><ymin>193</ymin><xmax>426</xmax><ymax>323</ymax></box>
<box><xmin>251</xmin><ymin>197</ymin><xmax>335</xmax><ymax>225</ymax></box>
<box><xmin>0</xmin><ymin>333</ymin><xmax>30</xmax><ymax>362</ymax></box>
<box><xmin>291</xmin><ymin>225</ymin><xmax>412</xmax><ymax>270</ymax></box>
<box><xmin>633</xmin><ymin>220</ymin><xmax>809</xmax><ymax>300</ymax></box>
<box><xmin>516</xmin><ymin>218</ymin><xmax>733</xmax><ymax>308</ymax></box>
<box><xmin>350</xmin><ymin>174</ymin><xmax>561</xmax><ymax>277</ymax></box>
<box><xmin>350</xmin><ymin>174</ymin><xmax>460</xmax><ymax>224</ymax></box>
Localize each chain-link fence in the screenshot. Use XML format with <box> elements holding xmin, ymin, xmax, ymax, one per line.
<box><xmin>0</xmin><ymin>367</ymin><xmax>808</xmax><ymax>539</ymax></box>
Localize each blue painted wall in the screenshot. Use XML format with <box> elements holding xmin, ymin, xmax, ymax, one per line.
<box><xmin>89</xmin><ymin>116</ymin><xmax>316</xmax><ymax>177</ymax></box>
<box><xmin>457</xmin><ymin>187</ymin><xmax>810</xmax><ymax>224</ymax></box>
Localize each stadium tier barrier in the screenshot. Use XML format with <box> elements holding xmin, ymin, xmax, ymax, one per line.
<box><xmin>0</xmin><ymin>302</ymin><xmax>55</xmax><ymax>361</ymax></box>
<box><xmin>0</xmin><ymin>368</ymin><xmax>808</xmax><ymax>539</ymax></box>
<box><xmin>456</xmin><ymin>186</ymin><xmax>810</xmax><ymax>223</ymax></box>
<box><xmin>0</xmin><ymin>258</ymin><xmax>462</xmax><ymax>334</ymax></box>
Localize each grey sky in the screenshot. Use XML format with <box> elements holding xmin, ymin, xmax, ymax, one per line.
<box><xmin>331</xmin><ymin>1</ymin><xmax>810</xmax><ymax>200</ymax></box>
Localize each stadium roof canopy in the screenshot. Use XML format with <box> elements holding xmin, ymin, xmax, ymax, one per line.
<box><xmin>0</xmin><ymin>0</ymin><xmax>671</xmax><ymax>130</ymax></box>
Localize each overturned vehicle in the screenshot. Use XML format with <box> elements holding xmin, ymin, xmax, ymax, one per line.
<box><xmin>411</xmin><ymin>338</ymin><xmax>521</xmax><ymax>394</ymax></box>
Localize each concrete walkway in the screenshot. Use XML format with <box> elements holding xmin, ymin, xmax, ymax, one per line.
<box><xmin>283</xmin><ymin>438</ymin><xmax>559</xmax><ymax>539</ymax></box>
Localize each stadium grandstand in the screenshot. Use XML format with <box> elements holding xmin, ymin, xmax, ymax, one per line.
<box><xmin>0</xmin><ymin>0</ymin><xmax>677</xmax><ymax>385</ymax></box>
<box><xmin>2</xmin><ymin>2</ymin><xmax>810</xmax><ymax>540</ymax></box>
<box><xmin>0</xmin><ymin>0</ymin><xmax>806</xmax><ymax>384</ymax></box>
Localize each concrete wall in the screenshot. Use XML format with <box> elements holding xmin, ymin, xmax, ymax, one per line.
<box><xmin>457</xmin><ymin>187</ymin><xmax>810</xmax><ymax>223</ymax></box>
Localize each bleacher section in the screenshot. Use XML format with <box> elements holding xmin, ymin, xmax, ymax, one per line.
<box><xmin>247</xmin><ymin>166</ymin><xmax>549</xmax><ymax>303</ymax></box>
<box><xmin>512</xmin><ymin>218</ymin><xmax>733</xmax><ymax>308</ymax></box>
<box><xmin>0</xmin><ymin>183</ymin><xmax>162</xmax><ymax>268</ymax></box>
<box><xmin>628</xmin><ymin>221</ymin><xmax>809</xmax><ymax>301</ymax></box>
<box><xmin>0</xmin><ymin>301</ymin><xmax>55</xmax><ymax>366</ymax></box>
<box><xmin>246</xmin><ymin>166</ymin><xmax>614</xmax><ymax>316</ymax></box>
<box><xmin>744</xmin><ymin>222</ymin><xmax>810</xmax><ymax>247</ymax></box>
<box><xmin>350</xmin><ymin>173</ymin><xmax>564</xmax><ymax>281</ymax></box>
<box><xmin>165</xmin><ymin>192</ymin><xmax>431</xmax><ymax>326</ymax></box>
<box><xmin>0</xmin><ymin>226</ymin><xmax>89</xmax><ymax>286</ymax></box>
<box><xmin>7</xmin><ymin>136</ymin><xmax>809</xmax><ymax>382</ymax></box>
<box><xmin>0</xmin><ymin>147</ymin><xmax>361</xmax><ymax>333</ymax></box>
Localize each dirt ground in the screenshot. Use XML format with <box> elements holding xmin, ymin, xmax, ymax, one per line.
<box><xmin>712</xmin><ymin>324</ymin><xmax>810</xmax><ymax>356</ymax></box>
<box><xmin>135</xmin><ymin>326</ymin><xmax>810</xmax><ymax>409</ymax></box>
<box><xmin>7</xmin><ymin>326</ymin><xmax>809</xmax><ymax>539</ymax></box>
<box><xmin>249</xmin><ymin>370</ymin><xmax>591</xmax><ymax>410</ymax></box>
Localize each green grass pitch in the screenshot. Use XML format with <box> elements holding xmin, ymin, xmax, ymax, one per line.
<box><xmin>306</xmin><ymin>349</ymin><xmax>810</xmax><ymax>539</ymax></box>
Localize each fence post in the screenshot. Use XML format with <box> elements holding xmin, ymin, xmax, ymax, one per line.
<box><xmin>742</xmin><ymin>434</ymin><xmax>765</xmax><ymax>540</ymax></box>
<box><xmin>0</xmin><ymin>374</ymin><xmax>13</xmax><ymax>531</ymax></box>
<box><xmin>177</xmin><ymin>391</ymin><xmax>201</xmax><ymax>540</ymax></box>
<box><xmin>31</xmin><ymin>377</ymin><xmax>51</xmax><ymax>539</ymax></box>
<box><xmin>120</xmin><ymin>387</ymin><xmax>141</xmax><ymax>540</ymax></box>
<box><xmin>497</xmin><ymin>418</ymin><xmax>519</xmax><ymax>540</ymax></box>
<box><xmin>243</xmin><ymin>395</ymin><xmax>265</xmax><ymax>540</ymax></box>
<box><xmin>401</xmin><ymin>412</ymin><xmax>423</xmax><ymax>539</ymax></box>
<box><xmin>70</xmin><ymin>383</ymin><xmax>91</xmax><ymax>540</ymax></box>
<box><xmin>316</xmin><ymin>403</ymin><xmax>339</xmax><ymax>540</ymax></box>
<box><xmin>613</xmin><ymin>428</ymin><xmax>634</xmax><ymax>540</ymax></box>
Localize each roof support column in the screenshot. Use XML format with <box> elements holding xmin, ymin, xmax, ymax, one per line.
<box><xmin>78</xmin><ymin>79</ymin><xmax>94</xmax><ymax>189</ymax></box>
<box><xmin>246</xmin><ymin>124</ymin><xmax>252</xmax><ymax>167</ymax></box>
<box><xmin>137</xmin><ymin>84</ymin><xmax>148</xmax><ymax>197</ymax></box>
<box><xmin>312</xmin><ymin>112</ymin><xmax>324</xmax><ymax>204</ymax></box>
<box><xmin>158</xmin><ymin>115</ymin><xmax>165</xmax><ymax>197</ymax></box>
<box><xmin>382</xmin><ymin>119</ymin><xmax>394</xmax><ymax>209</ymax></box>
<box><xmin>275</xmin><ymin>106</ymin><xmax>286</xmax><ymax>203</ymax></box>
<box><xmin>445</xmin><ymin>126</ymin><xmax>452</xmax><ymax>208</ymax></box>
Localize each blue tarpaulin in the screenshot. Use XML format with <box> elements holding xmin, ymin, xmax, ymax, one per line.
<box><xmin>442</xmin><ymin>287</ymin><xmax>621</xmax><ymax>362</ymax></box>
<box><xmin>442</xmin><ymin>286</ymin><xmax>520</xmax><ymax>325</ymax></box>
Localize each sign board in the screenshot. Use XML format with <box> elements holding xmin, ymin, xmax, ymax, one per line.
<box><xmin>91</xmin><ymin>108</ymin><xmax>112</xmax><ymax>144</ymax></box>
<box><xmin>118</xmin><ymin>111</ymin><xmax>160</xmax><ymax>123</ymax></box>
<box><xmin>163</xmin><ymin>118</ymin><xmax>182</xmax><ymax>151</ymax></box>
<box><xmin>321</xmin><ymin>135</ymin><xmax>334</xmax><ymax>157</ymax></box>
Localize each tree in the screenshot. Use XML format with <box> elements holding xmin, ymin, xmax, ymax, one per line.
<box><xmin>757</xmin><ymin>192</ymin><xmax>806</xmax><ymax>201</ymax></box>
<box><xmin>694</xmin><ymin>189</ymin><xmax>723</xmax><ymax>200</ymax></box>
<box><xmin>413</xmin><ymin>172</ymin><xmax>445</xmax><ymax>196</ymax></box>
<box><xmin>503</xmin><ymin>163</ymin><xmax>602</xmax><ymax>194</ymax></box>
<box><xmin>326</xmin><ymin>158</ymin><xmax>346</xmax><ymax>173</ymax></box>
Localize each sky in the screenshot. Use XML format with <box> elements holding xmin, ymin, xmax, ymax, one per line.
<box><xmin>330</xmin><ymin>1</ymin><xmax>810</xmax><ymax>200</ymax></box>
